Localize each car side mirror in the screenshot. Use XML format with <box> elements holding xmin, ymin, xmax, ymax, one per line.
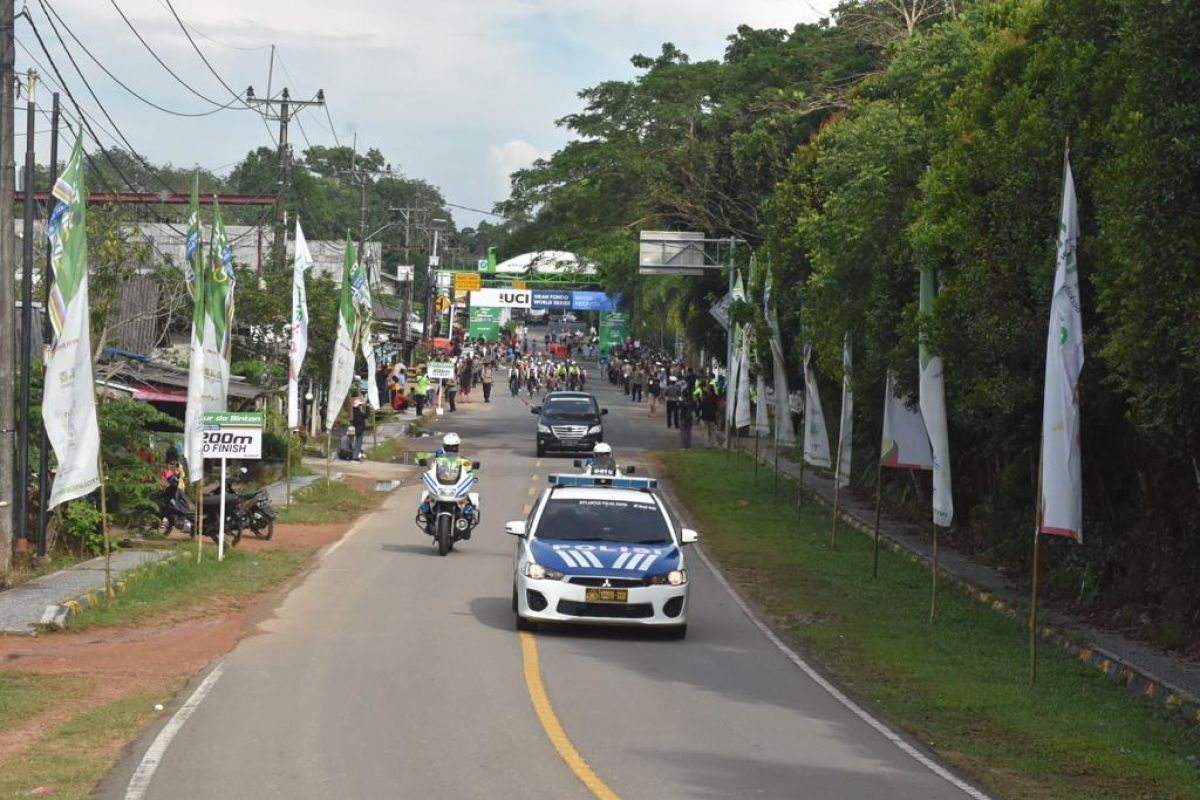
<box><xmin>600</xmin><ymin>408</ymin><xmax>608</xmax><ymax>416</ymax></box>
<box><xmin>418</xmin><ymin>458</ymin><xmax>428</xmax><ymax>467</ymax></box>
<box><xmin>505</xmin><ymin>520</ymin><xmax>527</xmax><ymax>537</ymax></box>
<box><xmin>624</xmin><ymin>465</ymin><xmax>636</xmax><ymax>474</ymax></box>
<box><xmin>530</xmin><ymin>407</ymin><xmax>541</xmax><ymax>414</ymax></box>
<box><xmin>680</xmin><ymin>528</ymin><xmax>699</xmax><ymax>545</ymax></box>
<box><xmin>471</xmin><ymin>461</ymin><xmax>481</xmax><ymax>470</ymax></box>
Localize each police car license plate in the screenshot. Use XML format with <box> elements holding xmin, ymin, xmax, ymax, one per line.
<box><xmin>586</xmin><ymin>588</ymin><xmax>628</xmax><ymax>603</ymax></box>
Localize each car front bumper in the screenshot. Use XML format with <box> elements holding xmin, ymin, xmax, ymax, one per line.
<box><xmin>516</xmin><ymin>575</ymin><xmax>688</xmax><ymax>627</ymax></box>
<box><xmin>538</xmin><ymin>433</ymin><xmax>601</xmax><ymax>453</ymax></box>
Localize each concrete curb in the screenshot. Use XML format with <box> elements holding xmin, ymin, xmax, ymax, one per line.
<box><xmin>736</xmin><ymin>443</ymin><xmax>1200</xmax><ymax>725</ymax></box>
<box><xmin>38</xmin><ymin>552</ymin><xmax>182</xmax><ymax>630</ymax></box>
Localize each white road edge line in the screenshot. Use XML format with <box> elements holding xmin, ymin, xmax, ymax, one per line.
<box><xmin>691</xmin><ymin>543</ymin><xmax>992</xmax><ymax>800</ymax></box>
<box><xmin>125</xmin><ymin>663</ymin><xmax>225</xmax><ymax>800</ymax></box>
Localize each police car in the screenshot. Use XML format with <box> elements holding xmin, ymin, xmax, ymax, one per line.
<box><xmin>506</xmin><ymin>474</ymin><xmax>698</xmax><ymax>638</ymax></box>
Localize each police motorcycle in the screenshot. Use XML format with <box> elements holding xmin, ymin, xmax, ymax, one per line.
<box><xmin>415</xmin><ymin>433</ymin><xmax>482</xmax><ymax>556</ymax></box>
<box><xmin>572</xmin><ymin>442</ymin><xmax>634</xmax><ymax>478</ymax></box>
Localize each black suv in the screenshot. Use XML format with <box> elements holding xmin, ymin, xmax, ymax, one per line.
<box><xmin>532</xmin><ymin>392</ymin><xmax>607</xmax><ymax>457</ymax></box>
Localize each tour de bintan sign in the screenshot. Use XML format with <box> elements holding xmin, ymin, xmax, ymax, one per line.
<box><xmin>599</xmin><ymin>311</ymin><xmax>629</xmax><ymax>354</ymax></box>
<box><xmin>201</xmin><ymin>411</ymin><xmax>264</xmax><ymax>459</ymax></box>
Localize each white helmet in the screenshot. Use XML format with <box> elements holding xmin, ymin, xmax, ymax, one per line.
<box><xmin>592</xmin><ymin>442</ymin><xmax>612</xmax><ymax>456</ymax></box>
<box><xmin>443</xmin><ymin>432</ymin><xmax>461</xmax><ymax>454</ymax></box>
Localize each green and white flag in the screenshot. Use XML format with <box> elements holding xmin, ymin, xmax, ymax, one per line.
<box><xmin>764</xmin><ymin>265</ymin><xmax>796</xmax><ymax>447</ymax></box>
<box><xmin>288</xmin><ymin>219</ymin><xmax>312</xmax><ymax>430</ymax></box>
<box><xmin>727</xmin><ymin>269</ymin><xmax>746</xmax><ymax>431</ymax></box>
<box><xmin>802</xmin><ymin>343</ymin><xmax>832</xmax><ymax>468</ymax></box>
<box><xmin>919</xmin><ymin>269</ymin><xmax>953</xmax><ymax>527</ymax></box>
<box><xmin>350</xmin><ymin>246</ymin><xmax>379</xmax><ymax>410</ymax></box>
<box><xmin>1039</xmin><ymin>158</ymin><xmax>1084</xmax><ymax>542</ymax></box>
<box><xmin>182</xmin><ymin>173</ymin><xmax>211</xmax><ymax>479</ymax></box>
<box><xmin>835</xmin><ymin>333</ymin><xmax>853</xmax><ymax>488</ymax></box>
<box><xmin>326</xmin><ymin>235</ymin><xmax>358</xmax><ymax>429</ymax></box>
<box><xmin>43</xmin><ymin>133</ymin><xmax>101</xmax><ymax>508</ymax></box>
<box><xmin>735</xmin><ymin>323</ymin><xmax>752</xmax><ymax>430</ymax></box>
<box><xmin>208</xmin><ymin>198</ymin><xmax>236</xmax><ymax>402</ymax></box>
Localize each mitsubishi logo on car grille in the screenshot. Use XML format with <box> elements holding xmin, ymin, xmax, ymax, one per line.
<box><xmin>602</xmin><ymin>579</ymin><xmax>612</xmax><ymax>588</ymax></box>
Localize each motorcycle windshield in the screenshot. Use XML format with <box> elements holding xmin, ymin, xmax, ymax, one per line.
<box><xmin>435</xmin><ymin>462</ymin><xmax>463</xmax><ymax>484</ymax></box>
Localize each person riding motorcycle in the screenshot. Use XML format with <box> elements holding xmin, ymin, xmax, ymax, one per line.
<box><xmin>582</xmin><ymin>442</ymin><xmax>624</xmax><ymax>477</ymax></box>
<box><xmin>417</xmin><ymin>433</ymin><xmax>477</xmax><ymax>532</ymax></box>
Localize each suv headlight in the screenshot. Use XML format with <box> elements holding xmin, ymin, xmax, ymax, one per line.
<box><xmin>647</xmin><ymin>569</ymin><xmax>687</xmax><ymax>586</ymax></box>
<box><xmin>537</xmin><ymin>424</ymin><xmax>552</xmax><ymax>434</ymax></box>
<box><xmin>524</xmin><ymin>562</ymin><xmax>565</xmax><ymax>581</ymax></box>
<box><xmin>587</xmin><ymin>425</ymin><xmax>603</xmax><ymax>435</ymax></box>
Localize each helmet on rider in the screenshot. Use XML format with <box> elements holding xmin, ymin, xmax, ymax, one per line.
<box><xmin>442</xmin><ymin>432</ymin><xmax>461</xmax><ymax>455</ymax></box>
<box><xmin>592</xmin><ymin>442</ymin><xmax>612</xmax><ymax>456</ymax></box>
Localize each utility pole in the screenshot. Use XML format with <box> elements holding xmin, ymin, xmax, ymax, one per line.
<box><xmin>37</xmin><ymin>91</ymin><xmax>59</xmax><ymax>559</ymax></box>
<box><xmin>245</xmin><ymin>86</ymin><xmax>324</xmax><ymax>272</ymax></box>
<box><xmin>0</xmin><ymin>0</ymin><xmax>18</xmax><ymax>571</ymax></box>
<box><xmin>15</xmin><ymin>68</ymin><xmax>36</xmax><ymax>552</ymax></box>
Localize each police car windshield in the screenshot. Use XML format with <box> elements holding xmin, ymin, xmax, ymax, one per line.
<box><xmin>542</xmin><ymin>397</ymin><xmax>596</xmax><ymax>418</ymax></box>
<box><xmin>536</xmin><ymin>498</ymin><xmax>671</xmax><ymax>544</ymax></box>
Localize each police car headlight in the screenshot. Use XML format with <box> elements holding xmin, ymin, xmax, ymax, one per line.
<box><xmin>537</xmin><ymin>424</ymin><xmax>552</xmax><ymax>434</ymax></box>
<box><xmin>647</xmin><ymin>569</ymin><xmax>687</xmax><ymax>586</ymax></box>
<box><xmin>524</xmin><ymin>562</ymin><xmax>564</xmax><ymax>581</ymax></box>
<box><xmin>587</xmin><ymin>425</ymin><xmax>602</xmax><ymax>435</ymax></box>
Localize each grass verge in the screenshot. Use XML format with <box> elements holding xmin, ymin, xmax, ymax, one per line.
<box><xmin>661</xmin><ymin>450</ymin><xmax>1200</xmax><ymax>800</ymax></box>
<box><xmin>0</xmin><ymin>672</ymin><xmax>84</xmax><ymax>730</ymax></box>
<box><xmin>277</xmin><ymin>478</ymin><xmax>385</xmax><ymax>524</ymax></box>
<box><xmin>0</xmin><ymin>689</ymin><xmax>166</xmax><ymax>800</ymax></box>
<box><xmin>66</xmin><ymin>547</ymin><xmax>308</xmax><ymax>631</ymax></box>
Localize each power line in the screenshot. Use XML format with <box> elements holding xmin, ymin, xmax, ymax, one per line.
<box><xmin>107</xmin><ymin>0</ymin><xmax>249</xmax><ymax>111</ymax></box>
<box><xmin>154</xmin><ymin>0</ymin><xmax>271</xmax><ymax>53</ymax></box>
<box><xmin>321</xmin><ymin>100</ymin><xmax>342</xmax><ymax>148</ymax></box>
<box><xmin>14</xmin><ymin>35</ymin><xmax>124</xmax><ymax>144</ymax></box>
<box><xmin>40</xmin><ymin>0</ymin><xmax>239</xmax><ymax>118</ymax></box>
<box><xmin>161</xmin><ymin>0</ymin><xmax>252</xmax><ymax>106</ymax></box>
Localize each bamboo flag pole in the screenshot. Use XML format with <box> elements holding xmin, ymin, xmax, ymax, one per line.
<box><xmin>773</xmin><ymin>437</ymin><xmax>780</xmax><ymax>501</ymax></box>
<box><xmin>930</xmin><ymin>520</ymin><xmax>939</xmax><ymax>623</ymax></box>
<box><xmin>872</xmin><ymin>459</ymin><xmax>884</xmax><ymax>579</ymax></box>
<box><xmin>285</xmin><ymin>433</ymin><xmax>292</xmax><ymax>506</ymax></box>
<box><xmin>195</xmin><ymin>479</ymin><xmax>204</xmax><ymax>562</ymax></box>
<box><xmin>1030</xmin><ymin>443</ymin><xmax>1046</xmax><ymax>684</ymax></box>
<box><xmin>831</xmin><ymin>434</ymin><xmax>845</xmax><ymax>548</ymax></box>
<box><xmin>96</xmin><ymin>454</ymin><xmax>112</xmax><ymax>598</ymax></box>
<box><xmin>325</xmin><ymin>430</ymin><xmax>332</xmax><ymax>482</ymax></box>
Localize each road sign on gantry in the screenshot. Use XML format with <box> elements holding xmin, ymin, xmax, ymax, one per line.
<box><xmin>454</xmin><ymin>273</ymin><xmax>482</xmax><ymax>292</ymax></box>
<box><xmin>638</xmin><ymin>231</ymin><xmax>709</xmax><ymax>275</ymax></box>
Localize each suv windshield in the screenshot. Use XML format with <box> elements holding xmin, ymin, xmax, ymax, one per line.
<box><xmin>542</xmin><ymin>397</ymin><xmax>597</xmax><ymax>418</ymax></box>
<box><xmin>536</xmin><ymin>498</ymin><xmax>672</xmax><ymax>544</ymax></box>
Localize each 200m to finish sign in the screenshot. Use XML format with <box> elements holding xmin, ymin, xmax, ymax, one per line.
<box><xmin>201</xmin><ymin>411</ymin><xmax>265</xmax><ymax>459</ymax></box>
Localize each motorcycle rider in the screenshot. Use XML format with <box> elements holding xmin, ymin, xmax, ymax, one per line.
<box><xmin>416</xmin><ymin>433</ymin><xmax>477</xmax><ymax>533</ymax></box>
<box><xmin>582</xmin><ymin>442</ymin><xmax>623</xmax><ymax>476</ymax></box>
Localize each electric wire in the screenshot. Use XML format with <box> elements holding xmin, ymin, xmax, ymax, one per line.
<box><xmin>154</xmin><ymin>0</ymin><xmax>272</xmax><ymax>52</ymax></box>
<box><xmin>107</xmin><ymin>0</ymin><xmax>248</xmax><ymax>111</ymax></box>
<box><xmin>41</xmin><ymin>0</ymin><xmax>239</xmax><ymax>118</ymax></box>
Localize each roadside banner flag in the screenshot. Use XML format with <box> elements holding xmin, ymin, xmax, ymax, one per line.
<box><xmin>287</xmin><ymin>219</ymin><xmax>312</xmax><ymax>430</ymax></box>
<box><xmin>735</xmin><ymin>323</ymin><xmax>752</xmax><ymax>430</ymax></box>
<box><xmin>183</xmin><ymin>172</ymin><xmax>211</xmax><ymax>479</ymax></box>
<box><xmin>802</xmin><ymin>343</ymin><xmax>832</xmax><ymax>468</ymax></box>
<box><xmin>1039</xmin><ymin>158</ymin><xmax>1084</xmax><ymax>542</ymax></box>
<box><xmin>754</xmin><ymin>373</ymin><xmax>771</xmax><ymax>435</ymax></box>
<box><xmin>881</xmin><ymin>373</ymin><xmax>934</xmax><ymax>469</ymax></box>
<box><xmin>764</xmin><ymin>265</ymin><xmax>796</xmax><ymax>447</ymax></box>
<box><xmin>208</xmin><ymin>198</ymin><xmax>236</xmax><ymax>404</ymax></box>
<box><xmin>919</xmin><ymin>269</ymin><xmax>953</xmax><ymax>527</ymax></box>
<box><xmin>43</xmin><ymin>132</ymin><xmax>101</xmax><ymax>508</ymax></box>
<box><xmin>835</xmin><ymin>333</ymin><xmax>853</xmax><ymax>488</ymax></box>
<box><xmin>350</xmin><ymin>243</ymin><xmax>379</xmax><ymax>410</ymax></box>
<box><xmin>326</xmin><ymin>234</ymin><xmax>358</xmax><ymax>429</ymax></box>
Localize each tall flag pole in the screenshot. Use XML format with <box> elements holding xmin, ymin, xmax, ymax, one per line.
<box><xmin>831</xmin><ymin>333</ymin><xmax>853</xmax><ymax>547</ymax></box>
<box><xmin>351</xmin><ymin>242</ymin><xmax>379</xmax><ymax>448</ymax></box>
<box><xmin>326</xmin><ymin>234</ymin><xmax>358</xmax><ymax>472</ymax></box>
<box><xmin>1032</xmin><ymin>146</ymin><xmax>1083</xmax><ymax>683</ymax></box>
<box><xmin>801</xmin><ymin>343</ymin><xmax>831</xmax><ymax>469</ymax></box>
<box><xmin>183</xmin><ymin>173</ymin><xmax>207</xmax><ymax>483</ymax></box>
<box><xmin>875</xmin><ymin>373</ymin><xmax>934</xmax><ymax>577</ymax></box>
<box><xmin>286</xmin><ymin>219</ymin><xmax>312</xmax><ymax>506</ymax></box>
<box><xmin>919</xmin><ymin>267</ymin><xmax>953</xmax><ymax>622</ymax></box>
<box><xmin>208</xmin><ymin>198</ymin><xmax>236</xmax><ymax>404</ymax></box>
<box><xmin>726</xmin><ymin>269</ymin><xmax>746</xmax><ymax>448</ymax></box>
<box><xmin>43</xmin><ymin>132</ymin><xmax>100</xmax><ymax>510</ymax></box>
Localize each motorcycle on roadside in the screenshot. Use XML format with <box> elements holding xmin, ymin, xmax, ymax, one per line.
<box><xmin>209</xmin><ymin>467</ymin><xmax>278</xmax><ymax>541</ymax></box>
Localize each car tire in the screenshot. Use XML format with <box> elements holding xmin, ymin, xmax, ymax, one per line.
<box><xmin>511</xmin><ymin>584</ymin><xmax>519</xmax><ymax>613</ymax></box>
<box><xmin>515</xmin><ymin>614</ymin><xmax>537</xmax><ymax>632</ymax></box>
<box><xmin>536</xmin><ymin>442</ymin><xmax>545</xmax><ymax>458</ymax></box>
<box><xmin>663</xmin><ymin>624</ymin><xmax>687</xmax><ymax>640</ymax></box>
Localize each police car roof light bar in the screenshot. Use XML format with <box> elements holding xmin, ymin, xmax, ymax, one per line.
<box><xmin>548</xmin><ymin>474</ymin><xmax>658</xmax><ymax>490</ymax></box>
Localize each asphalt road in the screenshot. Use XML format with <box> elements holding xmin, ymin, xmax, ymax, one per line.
<box><xmin>102</xmin><ymin>370</ymin><xmax>986</xmax><ymax>800</ymax></box>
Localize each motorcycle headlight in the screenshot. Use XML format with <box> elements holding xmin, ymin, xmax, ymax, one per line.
<box><xmin>647</xmin><ymin>569</ymin><xmax>687</xmax><ymax>586</ymax></box>
<box><xmin>587</xmin><ymin>425</ymin><xmax>603</xmax><ymax>435</ymax></box>
<box><xmin>537</xmin><ymin>424</ymin><xmax>552</xmax><ymax>434</ymax></box>
<box><xmin>524</xmin><ymin>562</ymin><xmax>564</xmax><ymax>581</ymax></box>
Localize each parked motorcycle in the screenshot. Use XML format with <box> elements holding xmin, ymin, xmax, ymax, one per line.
<box><xmin>210</xmin><ymin>468</ymin><xmax>277</xmax><ymax>540</ymax></box>
<box><xmin>415</xmin><ymin>457</ymin><xmax>482</xmax><ymax>556</ymax></box>
<box><xmin>151</xmin><ymin>475</ymin><xmax>242</xmax><ymax>547</ymax></box>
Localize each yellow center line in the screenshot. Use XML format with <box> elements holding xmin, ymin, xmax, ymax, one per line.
<box><xmin>536</xmin><ymin>459</ymin><xmax>543</xmax><ymax>468</ymax></box>
<box><xmin>519</xmin><ymin>631</ymin><xmax>621</xmax><ymax>800</ymax></box>
<box><xmin>528</xmin><ymin>487</ymin><xmax>538</xmax><ymax>496</ymax></box>
<box><xmin>530</xmin><ymin>473</ymin><xmax>540</xmax><ymax>483</ymax></box>
<box><xmin>522</xmin><ymin>503</ymin><xmax>532</xmax><ymax>515</ymax></box>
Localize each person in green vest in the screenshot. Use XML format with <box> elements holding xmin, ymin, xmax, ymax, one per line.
<box><xmin>414</xmin><ymin>369</ymin><xmax>431</xmax><ymax>416</ymax></box>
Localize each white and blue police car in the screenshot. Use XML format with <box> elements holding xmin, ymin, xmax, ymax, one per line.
<box><xmin>507</xmin><ymin>474</ymin><xmax>699</xmax><ymax>638</ymax></box>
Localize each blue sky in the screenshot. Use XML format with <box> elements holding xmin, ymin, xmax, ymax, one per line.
<box><xmin>18</xmin><ymin>0</ymin><xmax>838</xmax><ymax>228</ymax></box>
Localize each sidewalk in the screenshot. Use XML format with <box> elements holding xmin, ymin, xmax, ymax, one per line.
<box><xmin>736</xmin><ymin>436</ymin><xmax>1200</xmax><ymax>721</ymax></box>
<box><xmin>0</xmin><ymin>550</ymin><xmax>173</xmax><ymax>634</ymax></box>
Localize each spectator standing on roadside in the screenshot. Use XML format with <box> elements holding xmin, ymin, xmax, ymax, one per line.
<box><xmin>631</xmin><ymin>364</ymin><xmax>645</xmax><ymax>402</ymax></box>
<box><xmin>678</xmin><ymin>394</ymin><xmax>694</xmax><ymax>450</ymax></box>
<box><xmin>647</xmin><ymin>372</ymin><xmax>661</xmax><ymax>417</ymax></box>
<box><xmin>445</xmin><ymin>371</ymin><xmax>459</xmax><ymax>412</ymax></box>
<box><xmin>699</xmin><ymin>386</ymin><xmax>720</xmax><ymax>448</ymax></box>
<box><xmin>351</xmin><ymin>395</ymin><xmax>368</xmax><ymax>460</ymax></box>
<box><xmin>415</xmin><ymin>369</ymin><xmax>431</xmax><ymax>416</ymax></box>
<box><xmin>664</xmin><ymin>377</ymin><xmax>682</xmax><ymax>429</ymax></box>
<box><xmin>481</xmin><ymin>362</ymin><xmax>495</xmax><ymax>403</ymax></box>
<box><xmin>375</xmin><ymin>363</ymin><xmax>391</xmax><ymax>407</ymax></box>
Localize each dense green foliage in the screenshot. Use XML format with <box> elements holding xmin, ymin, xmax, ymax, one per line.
<box><xmin>496</xmin><ymin>1</ymin><xmax>1200</xmax><ymax>643</ymax></box>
